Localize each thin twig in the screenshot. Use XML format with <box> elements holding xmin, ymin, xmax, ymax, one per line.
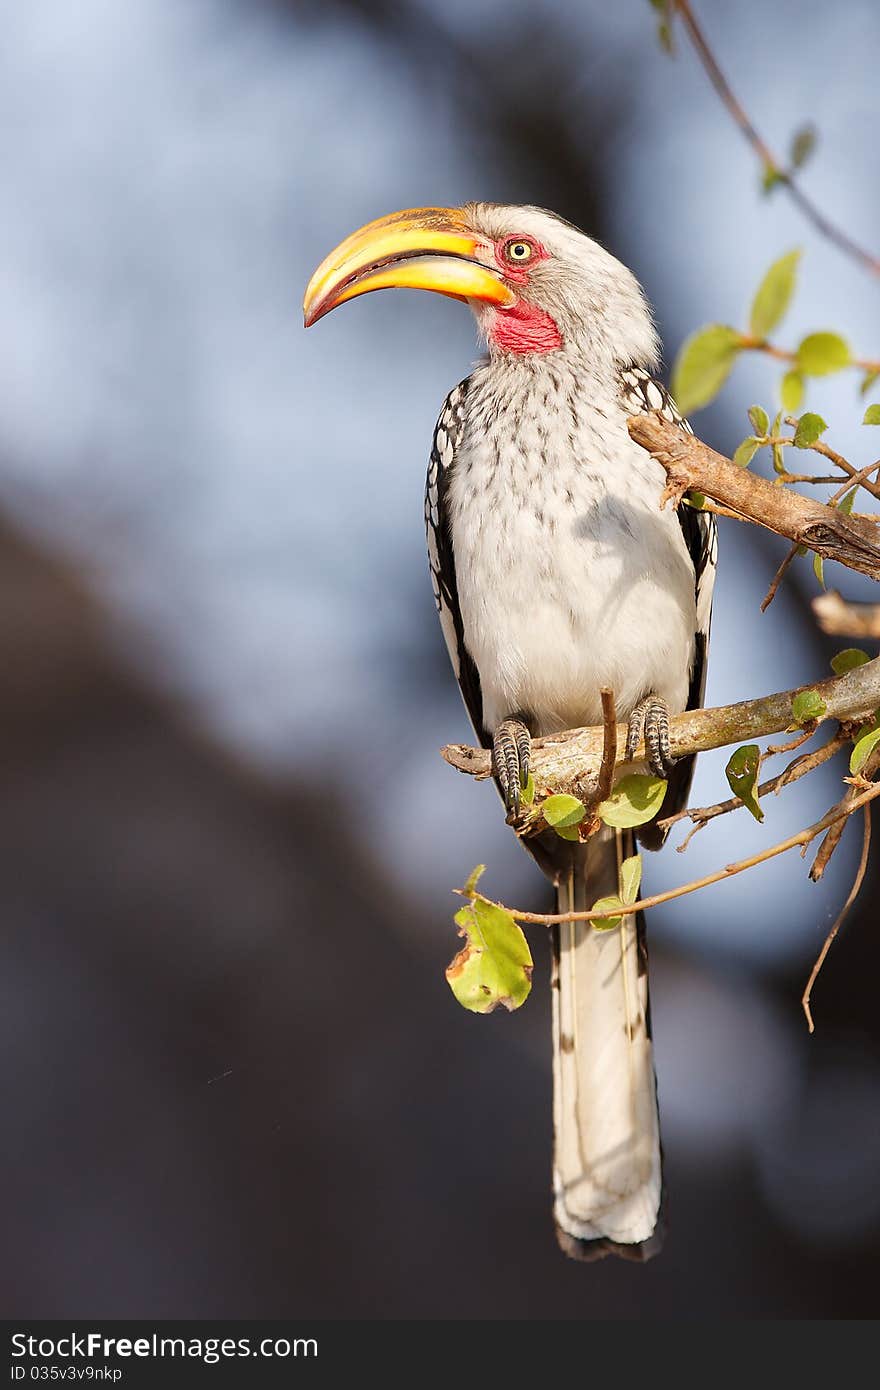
<box><xmin>780</xmin><ymin>425</ymin><xmax>880</xmax><ymax>502</ymax></box>
<box><xmin>596</xmin><ymin>687</ymin><xmax>617</xmax><ymax>805</ymax></box>
<box><xmin>458</xmin><ymin>781</ymin><xmax>880</xmax><ymax>926</ymax></box>
<box><xmin>657</xmin><ymin>728</ymin><xmax>848</xmax><ymax>849</ymax></box>
<box><xmin>809</xmin><ymin>746</ymin><xmax>880</xmax><ymax>881</ymax></box>
<box><xmin>802</xmin><ymin>803</ymin><xmax>872</xmax><ymax>1033</ymax></box>
<box><xmin>761</xmin><ymin>545</ymin><xmax>799</xmax><ymax>612</ymax></box>
<box><xmin>674</xmin><ymin>0</ymin><xmax>880</xmax><ymax>277</ymax></box>
<box><xmin>775</xmin><ymin>473</ymin><xmax>853</xmax><ymax>486</ymax></box>
<box><xmin>765</xmin><ymin>728</ymin><xmax>815</xmax><ymax>758</ymax></box>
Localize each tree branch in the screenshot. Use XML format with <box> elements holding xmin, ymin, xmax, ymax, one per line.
<box><xmin>626</xmin><ymin>412</ymin><xmax>880</xmax><ymax>582</ymax></box>
<box><xmin>442</xmin><ymin>655</ymin><xmax>880</xmax><ymax>805</ymax></box>
<box><xmin>761</xmin><ymin>458</ymin><xmax>880</xmax><ymax>611</ymax></box>
<box><xmin>813</xmin><ymin>590</ymin><xmax>880</xmax><ymax>640</ymax></box>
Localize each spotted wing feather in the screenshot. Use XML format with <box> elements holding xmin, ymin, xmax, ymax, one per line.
<box><xmin>425</xmin><ymin>378</ymin><xmax>490</xmax><ymax>747</ymax></box>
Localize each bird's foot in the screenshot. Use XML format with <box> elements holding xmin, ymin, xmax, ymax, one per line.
<box><xmin>493</xmin><ymin>717</ymin><xmax>531</xmax><ymax>819</ymax></box>
<box><xmin>625</xmin><ymin>695</ymin><xmax>676</xmax><ymax>779</ymax></box>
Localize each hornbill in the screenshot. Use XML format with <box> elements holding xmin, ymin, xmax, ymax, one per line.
<box><xmin>303</xmin><ymin>204</ymin><xmax>716</xmax><ymax>1262</ymax></box>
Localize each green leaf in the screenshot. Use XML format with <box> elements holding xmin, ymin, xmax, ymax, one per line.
<box><xmin>447</xmin><ymin>890</ymin><xmax>533</xmax><ymax>1013</ymax></box>
<box><xmin>463</xmin><ymin>863</ymin><xmax>486</xmax><ymax>895</ymax></box>
<box><xmin>831</xmin><ymin>648</ymin><xmax>870</xmax><ymax>675</ymax></box>
<box><xmin>592</xmin><ymin>854</ymin><xmax>642</xmax><ymax>930</ymax></box>
<box><xmin>749</xmin><ymin>249</ymin><xmax>800</xmax><ymax>339</ymax></box>
<box><xmin>791</xmin><ymin>689</ymin><xmax>828</xmax><ymax>726</ymax></box>
<box><xmin>748</xmin><ymin>404</ymin><xmax>770</xmax><ymax>437</ymax></box>
<box><xmin>671</xmin><ymin>325</ymin><xmax>741</xmax><ymax>415</ymax></box>
<box><xmin>590</xmin><ymin>893</ymin><xmax>626</xmax><ymax>932</ymax></box>
<box><xmin>863</xmin><ymin>404</ymin><xmax>880</xmax><ymax>425</ymax></box>
<box><xmin>553</xmin><ymin>823</ymin><xmax>582</xmax><ymax>841</ymax></box>
<box><xmin>813</xmin><ymin>551</ymin><xmax>825</xmax><ymax>588</ymax></box>
<box><xmin>789</xmin><ymin>124</ymin><xmax>817</xmax><ymax>170</ymax></box>
<box><xmin>598</xmin><ymin>774</ymin><xmax>667</xmax><ymax>829</ymax></box>
<box><xmin>792</xmin><ymin>412</ymin><xmax>828</xmax><ymax>448</ymax></box>
<box><xmin>796</xmin><ymin>332</ymin><xmax>851</xmax><ymax>376</ymax></box>
<box><xmin>686</xmin><ymin>490</ymin><xmax>706</xmax><ymax>510</ymax></box>
<box><xmin>725</xmin><ymin>743</ymin><xmax>764</xmax><ymax>822</ymax></box>
<box><xmin>620</xmin><ymin>854</ymin><xmax>642</xmax><ymax>905</ymax></box>
<box><xmin>648</xmin><ymin>0</ymin><xmax>673</xmax><ymax>51</ymax></box>
<box><xmin>780</xmin><ymin>370</ymin><xmax>804</xmax><ymax>413</ymax></box>
<box><xmin>542</xmin><ymin>793</ymin><xmax>586</xmax><ymax>831</ymax></box>
<box><xmin>761</xmin><ymin>164</ymin><xmax>784</xmax><ymax>195</ymax></box>
<box><xmin>521</xmin><ymin>773</ymin><xmax>535</xmax><ymax>805</ymax></box>
<box><xmin>733</xmin><ymin>435</ymin><xmax>762</xmax><ymax>468</ymax></box>
<box><xmin>860</xmin><ymin>369</ymin><xmax>880</xmax><ymax>397</ymax></box>
<box><xmin>837</xmin><ymin>488</ymin><xmax>856</xmax><ymax>515</ymax></box>
<box><xmin>769</xmin><ymin>409</ymin><xmax>786</xmax><ymax>472</ymax></box>
<box><xmin>850</xmin><ymin>717</ymin><xmax>880</xmax><ymax>775</ymax></box>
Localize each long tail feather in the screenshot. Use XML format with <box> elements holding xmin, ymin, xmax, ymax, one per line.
<box><xmin>551</xmin><ymin>826</ymin><xmax>664</xmax><ymax>1261</ymax></box>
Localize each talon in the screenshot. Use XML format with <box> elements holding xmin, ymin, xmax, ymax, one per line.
<box><xmin>625</xmin><ymin>698</ymin><xmax>649</xmax><ymax>762</ymax></box>
<box><xmin>493</xmin><ymin>717</ymin><xmax>532</xmax><ymax>818</ymax></box>
<box><xmin>516</xmin><ymin>722</ymin><xmax>531</xmax><ymax>789</ymax></box>
<box><xmin>627</xmin><ymin>695</ymin><xmax>676</xmax><ymax>779</ymax></box>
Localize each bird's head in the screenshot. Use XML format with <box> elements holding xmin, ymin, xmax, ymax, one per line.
<box><xmin>303</xmin><ymin>203</ymin><xmax>658</xmax><ymax>369</ymax></box>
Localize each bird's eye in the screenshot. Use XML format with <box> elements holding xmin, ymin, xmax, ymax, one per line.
<box><xmin>505</xmin><ymin>240</ymin><xmax>534</xmax><ymax>262</ymax></box>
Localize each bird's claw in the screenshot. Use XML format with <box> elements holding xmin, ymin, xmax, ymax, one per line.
<box><xmin>493</xmin><ymin>717</ymin><xmax>531</xmax><ymax>819</ymax></box>
<box><xmin>626</xmin><ymin>695</ymin><xmax>676</xmax><ymax>779</ymax></box>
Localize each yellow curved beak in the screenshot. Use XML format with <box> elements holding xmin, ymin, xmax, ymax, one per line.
<box><xmin>303</xmin><ymin>207</ymin><xmax>515</xmax><ymax>327</ymax></box>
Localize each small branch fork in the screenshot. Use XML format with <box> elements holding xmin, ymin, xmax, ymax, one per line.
<box><xmin>656</xmin><ymin>728</ymin><xmax>850</xmax><ymax>851</ymax></box>
<box><xmin>626</xmin><ymin>413</ymin><xmax>880</xmax><ymax>583</ymax></box>
<box><xmin>673</xmin><ymin>0</ymin><xmax>880</xmax><ymax>277</ymax></box>
<box><xmin>762</xmin><ymin>455</ymin><xmax>880</xmax><ymax>611</ymax></box>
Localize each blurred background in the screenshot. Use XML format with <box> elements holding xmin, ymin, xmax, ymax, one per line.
<box><xmin>2</xmin><ymin>0</ymin><xmax>879</xmax><ymax>1318</ymax></box>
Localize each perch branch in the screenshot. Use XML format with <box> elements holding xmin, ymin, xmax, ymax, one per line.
<box><xmin>442</xmin><ymin>656</ymin><xmax>880</xmax><ymax>805</ymax></box>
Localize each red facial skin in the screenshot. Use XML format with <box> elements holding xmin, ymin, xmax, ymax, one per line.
<box><xmin>486</xmin><ymin>236</ymin><xmax>563</xmax><ymax>354</ymax></box>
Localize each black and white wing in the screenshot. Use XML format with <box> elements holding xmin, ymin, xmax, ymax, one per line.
<box><xmin>620</xmin><ymin>367</ymin><xmax>718</xmax><ymax>841</ymax></box>
<box><xmin>425</xmin><ymin>377</ymin><xmax>490</xmax><ymax>748</ymax></box>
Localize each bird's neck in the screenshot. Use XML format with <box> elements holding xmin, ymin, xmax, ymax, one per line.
<box><xmin>473</xmin><ymin>340</ymin><xmax>624</xmax><ymax>411</ymax></box>
<box><xmin>487</xmin><ymin>302</ymin><xmax>563</xmax><ymax>355</ymax></box>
